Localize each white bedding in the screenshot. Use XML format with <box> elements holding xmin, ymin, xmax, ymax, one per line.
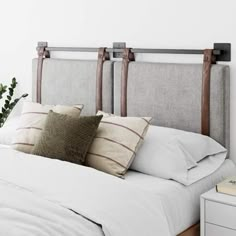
<box><xmin>125</xmin><ymin>159</ymin><xmax>236</xmax><ymax>235</ymax></box>
<box><xmin>0</xmin><ymin>146</ymin><xmax>171</xmax><ymax>236</ymax></box>
<box><xmin>0</xmin><ymin>180</ymin><xmax>104</xmax><ymax>236</ymax></box>
<box><xmin>0</xmin><ymin>145</ymin><xmax>234</xmax><ymax>236</ymax></box>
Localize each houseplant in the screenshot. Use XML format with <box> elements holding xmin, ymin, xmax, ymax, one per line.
<box><xmin>0</xmin><ymin>78</ymin><xmax>28</xmax><ymax>127</ymax></box>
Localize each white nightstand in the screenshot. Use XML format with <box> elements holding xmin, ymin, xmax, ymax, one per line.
<box><xmin>201</xmin><ymin>188</ymin><xmax>236</xmax><ymax>236</ymax></box>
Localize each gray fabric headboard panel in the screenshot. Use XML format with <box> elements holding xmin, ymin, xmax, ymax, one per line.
<box><xmin>113</xmin><ymin>62</ymin><xmax>230</xmax><ymax>152</ymax></box>
<box><xmin>32</xmin><ymin>59</ymin><xmax>113</xmax><ymax>115</ymax></box>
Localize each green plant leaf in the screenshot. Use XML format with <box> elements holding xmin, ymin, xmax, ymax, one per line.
<box><xmin>0</xmin><ymin>78</ymin><xmax>28</xmax><ymax>127</ymax></box>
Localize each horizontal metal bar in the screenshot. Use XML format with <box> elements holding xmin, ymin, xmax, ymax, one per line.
<box><xmin>134</xmin><ymin>48</ymin><xmax>221</xmax><ymax>55</ymax></box>
<box><xmin>133</xmin><ymin>48</ymin><xmax>205</xmax><ymax>54</ymax></box>
<box><xmin>45</xmin><ymin>46</ymin><xmax>221</xmax><ymax>56</ymax></box>
<box><xmin>45</xmin><ymin>47</ymin><xmax>99</xmax><ymax>52</ymax></box>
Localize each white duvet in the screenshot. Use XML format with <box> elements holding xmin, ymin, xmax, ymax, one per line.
<box><xmin>0</xmin><ymin>146</ymin><xmax>172</xmax><ymax>236</ymax></box>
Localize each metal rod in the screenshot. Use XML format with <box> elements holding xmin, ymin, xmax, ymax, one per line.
<box><xmin>45</xmin><ymin>47</ymin><xmax>99</xmax><ymax>52</ymax></box>
<box><xmin>45</xmin><ymin>46</ymin><xmax>221</xmax><ymax>56</ymax></box>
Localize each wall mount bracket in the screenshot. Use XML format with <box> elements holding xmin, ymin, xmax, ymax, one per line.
<box><xmin>214</xmin><ymin>43</ymin><xmax>231</xmax><ymax>62</ymax></box>
<box><xmin>113</xmin><ymin>42</ymin><xmax>126</xmax><ymax>58</ymax></box>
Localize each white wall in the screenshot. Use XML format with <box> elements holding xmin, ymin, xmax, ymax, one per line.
<box><xmin>0</xmin><ymin>0</ymin><xmax>235</xmax><ymax>155</ymax></box>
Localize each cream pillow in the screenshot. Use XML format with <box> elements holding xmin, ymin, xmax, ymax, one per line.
<box><xmin>85</xmin><ymin>111</ymin><xmax>151</xmax><ymax>177</ymax></box>
<box><xmin>12</xmin><ymin>101</ymin><xmax>83</xmax><ymax>153</ymax></box>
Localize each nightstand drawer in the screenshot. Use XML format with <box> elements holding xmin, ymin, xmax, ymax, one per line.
<box><xmin>206</xmin><ymin>223</ymin><xmax>236</xmax><ymax>236</ymax></box>
<box><xmin>206</xmin><ymin>200</ymin><xmax>236</xmax><ymax>229</ymax></box>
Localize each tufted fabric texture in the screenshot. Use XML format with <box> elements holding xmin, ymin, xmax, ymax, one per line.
<box><xmin>33</xmin><ymin>111</ymin><xmax>102</xmax><ymax>165</ymax></box>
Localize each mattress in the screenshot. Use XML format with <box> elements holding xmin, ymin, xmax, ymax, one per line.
<box><xmin>125</xmin><ymin>159</ymin><xmax>236</xmax><ymax>235</ymax></box>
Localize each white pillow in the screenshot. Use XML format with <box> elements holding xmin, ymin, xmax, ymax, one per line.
<box><xmin>5</xmin><ymin>98</ymin><xmax>25</xmax><ymax>122</ymax></box>
<box><xmin>184</xmin><ymin>152</ymin><xmax>227</xmax><ymax>185</ymax></box>
<box><xmin>0</xmin><ymin>116</ymin><xmax>20</xmax><ymax>146</ymax></box>
<box><xmin>0</xmin><ymin>98</ymin><xmax>25</xmax><ymax>146</ymax></box>
<box><xmin>130</xmin><ymin>125</ymin><xmax>227</xmax><ymax>185</ymax></box>
<box><xmin>174</xmin><ymin>131</ymin><xmax>226</xmax><ymax>163</ymax></box>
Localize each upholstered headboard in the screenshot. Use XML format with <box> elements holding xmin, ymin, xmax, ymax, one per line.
<box><xmin>32</xmin><ymin>58</ymin><xmax>113</xmax><ymax>115</ymax></box>
<box><xmin>113</xmin><ymin>62</ymin><xmax>230</xmax><ymax>151</ymax></box>
<box><xmin>32</xmin><ymin>58</ymin><xmax>230</xmax><ymax>157</ymax></box>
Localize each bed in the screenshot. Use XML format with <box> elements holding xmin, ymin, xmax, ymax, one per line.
<box><xmin>126</xmin><ymin>159</ymin><xmax>235</xmax><ymax>235</ymax></box>
<box><xmin>0</xmin><ymin>43</ymin><xmax>234</xmax><ymax>236</ymax></box>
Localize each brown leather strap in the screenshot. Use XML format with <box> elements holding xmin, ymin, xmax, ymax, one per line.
<box><xmin>96</xmin><ymin>48</ymin><xmax>110</xmax><ymax>112</ymax></box>
<box><xmin>121</xmin><ymin>48</ymin><xmax>135</xmax><ymax>117</ymax></box>
<box><xmin>36</xmin><ymin>43</ymin><xmax>49</xmax><ymax>103</ymax></box>
<box><xmin>201</xmin><ymin>49</ymin><xmax>216</xmax><ymax>136</ymax></box>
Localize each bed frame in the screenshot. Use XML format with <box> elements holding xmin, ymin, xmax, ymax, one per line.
<box><xmin>32</xmin><ymin>42</ymin><xmax>231</xmax><ymax>236</ymax></box>
<box><xmin>178</xmin><ymin>223</ymin><xmax>200</xmax><ymax>236</ymax></box>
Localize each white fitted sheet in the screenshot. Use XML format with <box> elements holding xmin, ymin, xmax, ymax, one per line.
<box><xmin>125</xmin><ymin>159</ymin><xmax>236</xmax><ymax>235</ymax></box>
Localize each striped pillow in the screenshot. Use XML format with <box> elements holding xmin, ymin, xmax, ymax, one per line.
<box><xmin>12</xmin><ymin>101</ymin><xmax>83</xmax><ymax>153</ymax></box>
<box><xmin>85</xmin><ymin>111</ymin><xmax>151</xmax><ymax>177</ymax></box>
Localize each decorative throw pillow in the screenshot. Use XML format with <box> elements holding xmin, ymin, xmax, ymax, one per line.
<box><xmin>32</xmin><ymin>111</ymin><xmax>102</xmax><ymax>165</ymax></box>
<box><xmin>12</xmin><ymin>101</ymin><xmax>83</xmax><ymax>153</ymax></box>
<box><xmin>85</xmin><ymin>111</ymin><xmax>151</xmax><ymax>177</ymax></box>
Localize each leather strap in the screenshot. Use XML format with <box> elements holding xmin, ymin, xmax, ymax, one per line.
<box><xmin>121</xmin><ymin>48</ymin><xmax>135</xmax><ymax>117</ymax></box>
<box><xmin>96</xmin><ymin>48</ymin><xmax>110</xmax><ymax>112</ymax></box>
<box><xmin>36</xmin><ymin>43</ymin><xmax>49</xmax><ymax>103</ymax></box>
<box><xmin>201</xmin><ymin>49</ymin><xmax>216</xmax><ymax>136</ymax></box>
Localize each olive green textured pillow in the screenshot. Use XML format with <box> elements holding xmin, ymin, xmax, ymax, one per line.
<box><xmin>33</xmin><ymin>111</ymin><xmax>102</xmax><ymax>165</ymax></box>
